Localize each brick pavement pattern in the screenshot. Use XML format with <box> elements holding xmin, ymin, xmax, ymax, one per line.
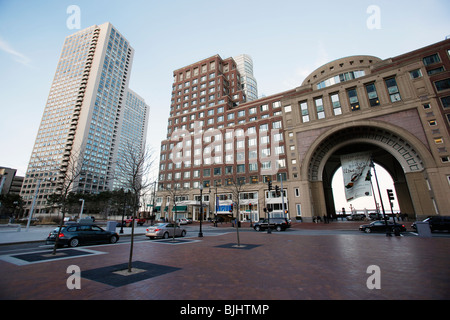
<box><xmin>0</xmin><ymin>228</ymin><xmax>449</xmax><ymax>300</ymax></box>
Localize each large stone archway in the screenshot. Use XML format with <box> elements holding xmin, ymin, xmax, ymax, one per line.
<box><xmin>300</xmin><ymin>121</ymin><xmax>438</xmax><ymax>221</ymax></box>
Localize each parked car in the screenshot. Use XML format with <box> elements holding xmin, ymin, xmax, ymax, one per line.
<box><xmin>46</xmin><ymin>223</ymin><xmax>119</xmax><ymax>247</ymax></box>
<box><xmin>253</xmin><ymin>218</ymin><xmax>291</xmax><ymax>232</ymax></box>
<box><xmin>346</xmin><ymin>213</ymin><xmax>366</xmax><ymax>221</ymax></box>
<box><xmin>122</xmin><ymin>217</ymin><xmax>146</xmax><ymax>226</ymax></box>
<box><xmin>412</xmin><ymin>216</ymin><xmax>450</xmax><ymax>232</ymax></box>
<box><xmin>359</xmin><ymin>220</ymin><xmax>406</xmax><ymax>233</ymax></box>
<box><xmin>145</xmin><ymin>223</ymin><xmax>187</xmax><ymax>239</ymax></box>
<box><xmin>177</xmin><ymin>218</ymin><xmax>188</xmax><ymax>225</ymax></box>
<box><xmin>369</xmin><ymin>212</ymin><xmax>383</xmax><ymax>220</ymax></box>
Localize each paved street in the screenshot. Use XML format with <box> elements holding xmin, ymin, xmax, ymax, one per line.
<box><xmin>0</xmin><ymin>221</ymin><xmax>449</xmax><ymax>303</ymax></box>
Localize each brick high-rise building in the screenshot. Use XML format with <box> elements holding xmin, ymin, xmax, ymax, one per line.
<box><xmin>156</xmin><ymin>55</ymin><xmax>287</xmax><ymax>222</ymax></box>
<box><xmin>157</xmin><ymin>39</ymin><xmax>450</xmax><ymax>222</ymax></box>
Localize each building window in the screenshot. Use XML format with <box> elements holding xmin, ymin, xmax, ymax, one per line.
<box><xmin>441</xmin><ymin>96</ymin><xmax>450</xmax><ymax>109</ymax></box>
<box><xmin>427</xmin><ymin>66</ymin><xmax>445</xmax><ymax>75</ymax></box>
<box><xmin>314</xmin><ymin>98</ymin><xmax>325</xmax><ymax>119</ymax></box>
<box><xmin>250</xmin><ymin>176</ymin><xmax>259</xmax><ymax>184</ymax></box>
<box><xmin>296</xmin><ymin>204</ymin><xmax>302</xmax><ymax>217</ymax></box>
<box><xmin>409</xmin><ymin>69</ymin><xmax>423</xmax><ymax>79</ymax></box>
<box><xmin>434</xmin><ymin>78</ymin><xmax>450</xmax><ymax>92</ymax></box>
<box><xmin>385</xmin><ymin>77</ymin><xmax>402</xmax><ymax>102</ymax></box>
<box><xmin>423</xmin><ymin>53</ymin><xmax>441</xmax><ymax>66</ymax></box>
<box><xmin>272</xmin><ymin>121</ymin><xmax>282</xmax><ymax>129</ymax></box>
<box><xmin>365</xmin><ymin>83</ymin><xmax>380</xmax><ymax>107</ymax></box>
<box><xmin>347</xmin><ymin>88</ymin><xmax>360</xmax><ymax>111</ymax></box>
<box><xmin>330</xmin><ymin>93</ymin><xmax>342</xmax><ymax>115</ymax></box>
<box><xmin>299</xmin><ymin>101</ymin><xmax>309</xmax><ymax>122</ymax></box>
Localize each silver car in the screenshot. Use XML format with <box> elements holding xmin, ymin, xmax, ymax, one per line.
<box><xmin>145</xmin><ymin>223</ymin><xmax>187</xmax><ymax>239</ymax></box>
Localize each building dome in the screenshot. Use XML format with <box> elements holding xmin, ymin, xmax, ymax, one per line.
<box><xmin>301</xmin><ymin>55</ymin><xmax>382</xmax><ymax>89</ymax></box>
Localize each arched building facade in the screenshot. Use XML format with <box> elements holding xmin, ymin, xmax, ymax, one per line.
<box><xmin>156</xmin><ymin>39</ymin><xmax>450</xmax><ymax>223</ymax></box>
<box><xmin>281</xmin><ymin>40</ymin><xmax>450</xmax><ymax>220</ymax></box>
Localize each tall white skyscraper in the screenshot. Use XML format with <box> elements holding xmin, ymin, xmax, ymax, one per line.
<box><xmin>20</xmin><ymin>23</ymin><xmax>149</xmax><ymax>215</ymax></box>
<box><xmin>113</xmin><ymin>89</ymin><xmax>150</xmax><ymax>190</ymax></box>
<box><xmin>233</xmin><ymin>54</ymin><xmax>258</xmax><ymax>101</ymax></box>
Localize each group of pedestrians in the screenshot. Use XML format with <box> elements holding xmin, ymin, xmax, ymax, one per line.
<box><xmin>312</xmin><ymin>215</ymin><xmax>330</xmax><ymax>223</ymax></box>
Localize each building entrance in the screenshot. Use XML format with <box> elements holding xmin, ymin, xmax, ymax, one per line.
<box><xmin>302</xmin><ymin>123</ymin><xmax>438</xmax><ymax>221</ymax></box>
<box><xmin>324</xmin><ymin>143</ymin><xmax>411</xmax><ymax>220</ymax></box>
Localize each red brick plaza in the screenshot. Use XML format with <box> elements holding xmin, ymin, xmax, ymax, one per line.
<box><xmin>1</xmin><ymin>222</ymin><xmax>449</xmax><ymax>301</ymax></box>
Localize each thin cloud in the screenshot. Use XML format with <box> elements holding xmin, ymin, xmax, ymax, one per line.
<box><xmin>0</xmin><ymin>35</ymin><xmax>31</xmax><ymax>66</ymax></box>
<box><xmin>282</xmin><ymin>41</ymin><xmax>331</xmax><ymax>89</ymax></box>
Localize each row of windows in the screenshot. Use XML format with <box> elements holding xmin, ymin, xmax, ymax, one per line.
<box><xmin>297</xmin><ymin>77</ymin><xmax>400</xmax><ymax>122</ymax></box>
<box><xmin>174</xmin><ymin>58</ymin><xmax>237</xmax><ymax>82</ymax></box>
<box><xmin>159</xmin><ymin>172</ymin><xmax>288</xmax><ymax>190</ymax></box>
<box><xmin>168</xmin><ymin>101</ymin><xmax>282</xmax><ymax>133</ymax></box>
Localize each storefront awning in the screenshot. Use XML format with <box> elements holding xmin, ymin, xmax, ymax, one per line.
<box><xmin>164</xmin><ymin>206</ymin><xmax>188</xmax><ymax>212</ymax></box>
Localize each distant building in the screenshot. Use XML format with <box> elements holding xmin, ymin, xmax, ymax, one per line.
<box><xmin>233</xmin><ymin>54</ymin><xmax>258</xmax><ymax>101</ymax></box>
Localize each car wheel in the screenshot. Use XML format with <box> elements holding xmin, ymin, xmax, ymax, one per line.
<box><xmin>163</xmin><ymin>232</ymin><xmax>169</xmax><ymax>239</ymax></box>
<box><xmin>276</xmin><ymin>225</ymin><xmax>282</xmax><ymax>232</ymax></box>
<box><xmin>69</xmin><ymin>238</ymin><xmax>80</xmax><ymax>247</ymax></box>
<box><xmin>255</xmin><ymin>226</ymin><xmax>261</xmax><ymax>231</ymax></box>
<box><xmin>181</xmin><ymin>230</ymin><xmax>186</xmax><ymax>237</ymax></box>
<box><xmin>364</xmin><ymin>228</ymin><xmax>371</xmax><ymax>233</ymax></box>
<box><xmin>109</xmin><ymin>235</ymin><xmax>118</xmax><ymax>244</ymax></box>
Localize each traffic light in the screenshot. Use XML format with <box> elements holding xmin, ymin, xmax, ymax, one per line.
<box><xmin>275</xmin><ymin>185</ymin><xmax>280</xmax><ymax>197</ymax></box>
<box><xmin>249</xmin><ymin>203</ymin><xmax>252</xmax><ymax>211</ymax></box>
<box><xmin>387</xmin><ymin>189</ymin><xmax>395</xmax><ymax>202</ymax></box>
<box><xmin>229</xmin><ymin>203</ymin><xmax>233</xmax><ymax>212</ymax></box>
<box><xmin>268</xmin><ymin>180</ymin><xmax>272</xmax><ymax>191</ymax></box>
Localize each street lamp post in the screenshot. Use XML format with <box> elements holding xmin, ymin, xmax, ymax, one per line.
<box><xmin>198</xmin><ymin>184</ymin><xmax>203</xmax><ymax>237</ymax></box>
<box><xmin>79</xmin><ymin>199</ymin><xmax>85</xmax><ymax>220</ymax></box>
<box><xmin>370</xmin><ymin>159</ymin><xmax>391</xmax><ymax>236</ymax></box>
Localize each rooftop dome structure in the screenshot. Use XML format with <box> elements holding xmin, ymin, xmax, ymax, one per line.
<box><xmin>301</xmin><ymin>55</ymin><xmax>382</xmax><ymax>90</ymax></box>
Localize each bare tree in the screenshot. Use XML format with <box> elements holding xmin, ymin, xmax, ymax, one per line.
<box><xmin>115</xmin><ymin>142</ymin><xmax>155</xmax><ymax>272</ymax></box>
<box><xmin>51</xmin><ymin>148</ymin><xmax>86</xmax><ymax>254</ymax></box>
<box><xmin>223</xmin><ymin>175</ymin><xmax>249</xmax><ymax>247</ymax></box>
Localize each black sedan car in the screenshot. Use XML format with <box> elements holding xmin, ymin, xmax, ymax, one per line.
<box><xmin>359</xmin><ymin>220</ymin><xmax>406</xmax><ymax>233</ymax></box>
<box><xmin>253</xmin><ymin>218</ymin><xmax>291</xmax><ymax>232</ymax></box>
<box><xmin>46</xmin><ymin>223</ymin><xmax>119</xmax><ymax>247</ymax></box>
